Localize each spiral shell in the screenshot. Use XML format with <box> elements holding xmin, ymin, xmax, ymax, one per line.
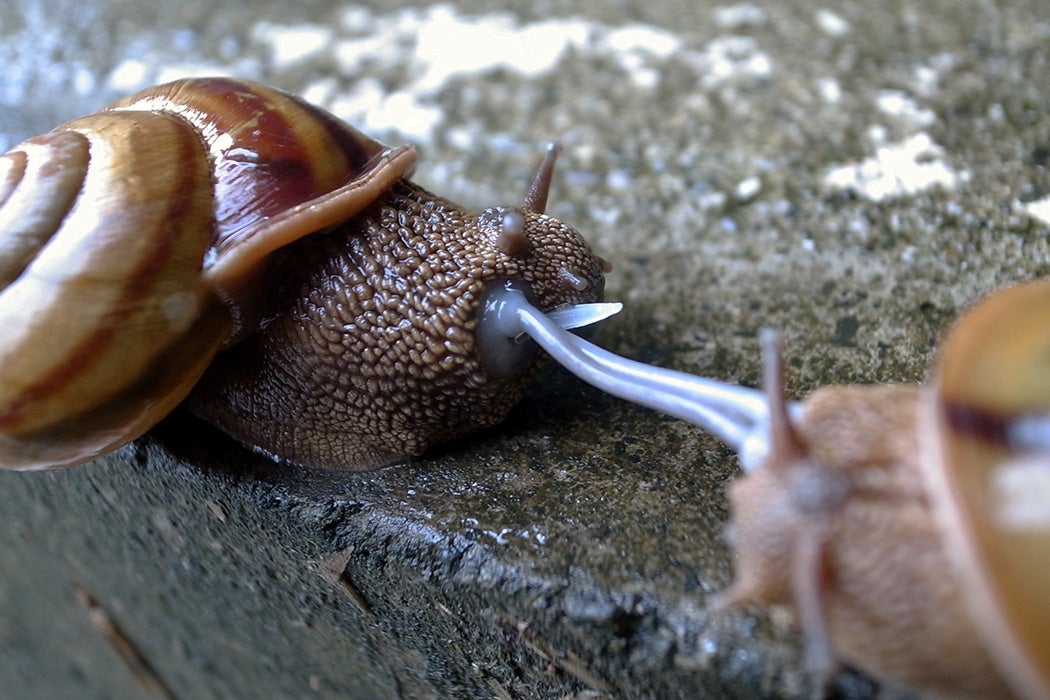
<box><xmin>0</xmin><ymin>79</ymin><xmax>416</xmax><ymax>470</ymax></box>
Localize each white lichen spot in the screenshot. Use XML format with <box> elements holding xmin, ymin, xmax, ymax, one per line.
<box><xmin>606</xmin><ymin>169</ymin><xmax>633</xmax><ymax>192</ymax></box>
<box><xmin>364</xmin><ymin>92</ymin><xmax>444</xmax><ymax>142</ymax></box>
<box><xmin>875</xmin><ymin>90</ymin><xmax>935</xmax><ymax>127</ymax></box>
<box><xmin>72</xmin><ymin>66</ymin><xmax>96</xmax><ymax>96</ymax></box>
<box><xmin>735</xmin><ymin>175</ymin><xmax>761</xmax><ymax>201</ymax></box>
<box><xmin>250</xmin><ymin>22</ymin><xmax>334</xmax><ymax>69</ymax></box>
<box><xmin>816</xmin><ymin>77</ymin><xmax>842</xmax><ymax>103</ymax></box>
<box><xmin>912</xmin><ymin>65</ymin><xmax>940</xmax><ymax>95</ymax></box>
<box><xmin>713</xmin><ymin>4</ymin><xmax>767</xmax><ymax>29</ymax></box>
<box><xmin>605</xmin><ymin>24</ymin><xmax>680</xmax><ymax>58</ymax></box>
<box><xmin>412</xmin><ymin>7</ymin><xmax>590</xmax><ymax>92</ymax></box>
<box><xmin>313</xmin><ymin>5</ymin><xmax>714</xmax><ymax>142</ymax></box>
<box><xmin>696</xmin><ymin>190</ymin><xmax>728</xmax><ymax>210</ymax></box>
<box><xmin>338</xmin><ymin>6</ymin><xmax>374</xmax><ymax>33</ymax></box>
<box><xmin>815</xmin><ymin>9</ymin><xmax>850</xmax><ymax>36</ymax></box>
<box><xmin>330</xmin><ymin>80</ymin><xmax>444</xmax><ymax>141</ymax></box>
<box><xmin>993</xmin><ymin>455</ymin><xmax>1050</xmax><ymax>531</ymax></box>
<box><xmin>604</xmin><ymin>24</ymin><xmax>681</xmax><ymax>87</ymax></box>
<box><xmin>687</xmin><ymin>36</ymin><xmax>773</xmax><ymax>88</ymax></box>
<box><xmin>331</xmin><ymin>34</ymin><xmax>391</xmax><ymax>75</ymax></box>
<box><xmin>824</xmin><ymin>132</ymin><xmax>968</xmax><ymax>201</ymax></box>
<box><xmin>482</xmin><ymin>528</ymin><xmax>523</xmax><ymax>545</ymax></box>
<box><xmin>327</xmin><ymin>78</ymin><xmax>386</xmax><ymax>124</ymax></box>
<box><xmin>444</xmin><ymin>125</ymin><xmax>476</xmax><ymax>150</ymax></box>
<box><xmin>911</xmin><ymin>53</ymin><xmax>957</xmax><ymax>97</ymax></box>
<box><xmin>1021</xmin><ymin>195</ymin><xmax>1050</xmax><ymax>227</ymax></box>
<box><xmin>215</xmin><ymin>6</ymin><xmax>766</xmax><ymax>145</ymax></box>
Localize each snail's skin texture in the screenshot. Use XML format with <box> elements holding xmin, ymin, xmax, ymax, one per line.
<box><xmin>190</xmin><ymin>186</ymin><xmax>606</xmax><ymax>470</ymax></box>
<box><xmin>0</xmin><ymin>77</ymin><xmax>607</xmax><ymax>471</ymax></box>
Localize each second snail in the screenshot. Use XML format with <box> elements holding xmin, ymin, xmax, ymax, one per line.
<box><xmin>492</xmin><ymin>277</ymin><xmax>1049</xmax><ymax>699</ymax></box>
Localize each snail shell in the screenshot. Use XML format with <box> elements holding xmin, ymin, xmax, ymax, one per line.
<box><xmin>0</xmin><ymin>78</ymin><xmax>607</xmax><ymax>471</ymax></box>
<box><xmin>717</xmin><ymin>280</ymin><xmax>1050</xmax><ymax>699</ymax></box>
<box><xmin>925</xmin><ymin>279</ymin><xmax>1050</xmax><ymax>700</ymax></box>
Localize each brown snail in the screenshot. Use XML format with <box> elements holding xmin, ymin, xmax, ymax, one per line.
<box><xmin>493</xmin><ymin>279</ymin><xmax>1050</xmax><ymax>698</ymax></box>
<box><xmin>0</xmin><ymin>77</ymin><xmax>611</xmax><ymax>471</ymax></box>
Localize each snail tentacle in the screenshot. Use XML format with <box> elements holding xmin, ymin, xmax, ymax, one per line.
<box><xmin>485</xmin><ymin>285</ymin><xmax>792</xmax><ymax>468</ymax></box>
<box><xmin>521</xmin><ymin>142</ymin><xmax>561</xmax><ymax>214</ymax></box>
<box><xmin>758</xmin><ymin>329</ymin><xmax>808</xmax><ymax>465</ymax></box>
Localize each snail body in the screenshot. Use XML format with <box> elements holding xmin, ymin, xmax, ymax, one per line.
<box><xmin>717</xmin><ymin>280</ymin><xmax>1050</xmax><ymax>699</ymax></box>
<box><xmin>719</xmin><ymin>382</ymin><xmax>1011</xmax><ymax>697</ymax></box>
<box><xmin>0</xmin><ymin>78</ymin><xmax>607</xmax><ymax>471</ymax></box>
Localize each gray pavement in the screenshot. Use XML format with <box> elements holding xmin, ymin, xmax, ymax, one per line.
<box><xmin>1</xmin><ymin>1</ymin><xmax>1047</xmax><ymax>697</ymax></box>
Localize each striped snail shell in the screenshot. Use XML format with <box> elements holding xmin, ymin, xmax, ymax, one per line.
<box><xmin>0</xmin><ymin>78</ymin><xmax>608</xmax><ymax>471</ymax></box>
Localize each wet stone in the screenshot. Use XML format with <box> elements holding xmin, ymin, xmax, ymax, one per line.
<box><xmin>1</xmin><ymin>0</ymin><xmax>1048</xmax><ymax>697</ymax></box>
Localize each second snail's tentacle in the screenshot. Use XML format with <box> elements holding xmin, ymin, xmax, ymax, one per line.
<box><xmin>759</xmin><ymin>328</ymin><xmax>809</xmax><ymax>464</ymax></box>
<box><xmin>489</xmin><ymin>286</ymin><xmax>791</xmax><ymax>470</ymax></box>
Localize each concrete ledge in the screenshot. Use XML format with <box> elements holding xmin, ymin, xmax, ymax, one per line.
<box><xmin>0</xmin><ymin>401</ymin><xmax>882</xmax><ymax>698</ymax></box>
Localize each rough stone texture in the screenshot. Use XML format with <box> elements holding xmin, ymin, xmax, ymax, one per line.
<box><xmin>1</xmin><ymin>0</ymin><xmax>1048</xmax><ymax>698</ymax></box>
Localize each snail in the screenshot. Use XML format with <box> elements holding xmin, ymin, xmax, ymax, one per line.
<box><xmin>490</xmin><ymin>279</ymin><xmax>1049</xmax><ymax>698</ymax></box>
<box><xmin>0</xmin><ymin>77</ymin><xmax>616</xmax><ymax>471</ymax></box>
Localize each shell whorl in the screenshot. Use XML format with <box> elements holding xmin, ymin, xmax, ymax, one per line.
<box><xmin>0</xmin><ymin>78</ymin><xmax>417</xmax><ymax>469</ymax></box>
<box><xmin>104</xmin><ymin>78</ymin><xmax>417</xmax><ymax>325</ymax></box>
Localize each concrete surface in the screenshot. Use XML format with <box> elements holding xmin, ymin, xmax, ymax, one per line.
<box><xmin>1</xmin><ymin>0</ymin><xmax>1048</xmax><ymax>698</ymax></box>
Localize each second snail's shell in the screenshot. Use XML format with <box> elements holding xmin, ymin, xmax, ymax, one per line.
<box><xmin>925</xmin><ymin>279</ymin><xmax>1050</xmax><ymax>700</ymax></box>
<box><xmin>0</xmin><ymin>78</ymin><xmax>607</xmax><ymax>471</ymax></box>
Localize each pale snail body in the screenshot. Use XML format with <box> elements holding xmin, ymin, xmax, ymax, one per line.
<box><xmin>0</xmin><ymin>78</ymin><xmax>608</xmax><ymax>471</ymax></box>
<box><xmin>715</xmin><ymin>281</ymin><xmax>1050</xmax><ymax>699</ymax></box>
<box><xmin>721</xmin><ymin>382</ymin><xmax>1013</xmax><ymax>698</ymax></box>
<box><xmin>492</xmin><ymin>278</ymin><xmax>1050</xmax><ymax>698</ymax></box>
